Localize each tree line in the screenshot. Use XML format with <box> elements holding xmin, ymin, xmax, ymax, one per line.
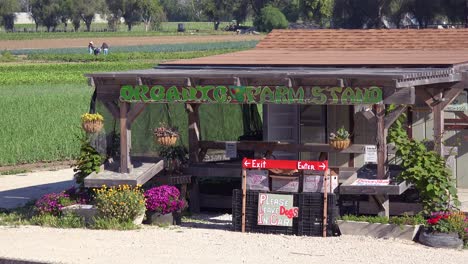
<box><xmin>0</xmin><ymin>0</ymin><xmax>467</xmax><ymax>32</ymax></box>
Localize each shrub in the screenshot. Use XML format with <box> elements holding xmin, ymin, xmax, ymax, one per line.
<box><xmin>90</xmin><ymin>217</ymin><xmax>138</xmax><ymax>230</ymax></box>
<box><xmin>254</xmin><ymin>5</ymin><xmax>289</xmax><ymax>32</ymax></box>
<box><xmin>35</xmin><ymin>192</ymin><xmax>76</xmax><ymax>216</ymax></box>
<box><xmin>73</xmin><ymin>135</ymin><xmax>104</xmax><ymax>187</ymax></box>
<box><xmin>93</xmin><ymin>185</ymin><xmax>146</xmax><ymax>222</ymax></box>
<box><xmin>31</xmin><ymin>213</ymin><xmax>85</xmax><ymax>228</ymax></box>
<box><xmin>144</xmin><ymin>185</ymin><xmax>186</xmax><ymax>215</ymax></box>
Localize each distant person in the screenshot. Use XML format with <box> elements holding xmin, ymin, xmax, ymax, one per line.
<box><xmin>101</xmin><ymin>42</ymin><xmax>109</xmax><ymax>55</ymax></box>
<box><xmin>88</xmin><ymin>41</ymin><xmax>94</xmax><ymax>55</ymax></box>
<box><xmin>93</xmin><ymin>47</ymin><xmax>101</xmax><ymax>56</ymax></box>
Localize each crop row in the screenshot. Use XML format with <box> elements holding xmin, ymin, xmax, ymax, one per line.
<box><xmin>26</xmin><ymin>49</ymin><xmax>244</xmax><ymax>62</ymax></box>
<box><xmin>12</xmin><ymin>41</ymin><xmax>258</xmax><ymax>55</ymax></box>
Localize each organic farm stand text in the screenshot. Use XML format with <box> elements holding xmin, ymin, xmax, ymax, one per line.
<box><xmin>86</xmin><ymin>29</ymin><xmax>468</xmax><ymax>219</ymax></box>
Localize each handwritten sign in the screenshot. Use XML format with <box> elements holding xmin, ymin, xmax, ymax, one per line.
<box><xmin>225</xmin><ymin>142</ymin><xmax>237</xmax><ymax>158</ymax></box>
<box><xmin>242</xmin><ymin>158</ymin><xmax>328</xmax><ymax>171</ymax></box>
<box><xmin>257</xmin><ymin>193</ymin><xmax>298</xmax><ymax>227</ymax></box>
<box><xmin>351</xmin><ymin>179</ymin><xmax>390</xmax><ymax>186</ymax></box>
<box><xmin>246</xmin><ymin>170</ymin><xmax>269</xmax><ymax>191</ymax></box>
<box><xmin>303</xmin><ymin>174</ymin><xmax>338</xmax><ymax>193</ymax></box>
<box><xmin>364</xmin><ymin>145</ymin><xmax>377</xmax><ymax>163</ymax></box>
<box><xmin>120</xmin><ymin>85</ymin><xmax>383</xmax><ymax>105</ymax></box>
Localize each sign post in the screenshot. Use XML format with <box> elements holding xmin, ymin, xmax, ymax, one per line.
<box><xmin>241</xmin><ymin>158</ymin><xmax>329</xmax><ymax>236</ymax></box>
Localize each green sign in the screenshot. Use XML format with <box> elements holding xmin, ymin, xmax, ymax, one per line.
<box><xmin>119</xmin><ymin>85</ymin><xmax>383</xmax><ymax>105</ymax></box>
<box><xmin>257</xmin><ymin>193</ymin><xmax>298</xmax><ymax>227</ymax></box>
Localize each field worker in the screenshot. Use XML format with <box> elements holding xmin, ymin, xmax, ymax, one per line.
<box><xmin>88</xmin><ymin>41</ymin><xmax>94</xmax><ymax>54</ymax></box>
<box><xmin>94</xmin><ymin>47</ymin><xmax>101</xmax><ymax>56</ymax></box>
<box><xmin>101</xmin><ymin>42</ymin><xmax>109</xmax><ymax>55</ymax></box>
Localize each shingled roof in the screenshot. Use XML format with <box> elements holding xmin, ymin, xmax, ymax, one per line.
<box><xmin>161</xmin><ymin>29</ymin><xmax>468</xmax><ymax>67</ymax></box>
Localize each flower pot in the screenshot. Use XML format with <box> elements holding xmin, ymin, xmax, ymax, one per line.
<box><xmin>145</xmin><ymin>211</ymin><xmax>174</xmax><ymax>226</ymax></box>
<box><xmin>336</xmin><ymin>220</ymin><xmax>421</xmax><ymax>241</ymax></box>
<box><xmin>155</xmin><ymin>135</ymin><xmax>178</xmax><ymax>146</ymax></box>
<box><xmin>82</xmin><ymin>120</ymin><xmax>103</xmax><ymax>133</ymax></box>
<box><xmin>329</xmin><ymin>139</ymin><xmax>350</xmax><ymax>150</ymax></box>
<box><xmin>133</xmin><ymin>211</ymin><xmax>146</xmax><ymax>225</ymax></box>
<box><xmin>418</xmin><ymin>229</ymin><xmax>463</xmax><ymax>249</ymax></box>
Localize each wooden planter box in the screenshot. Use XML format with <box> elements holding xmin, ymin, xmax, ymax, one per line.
<box><xmin>337</xmin><ymin>220</ymin><xmax>421</xmax><ymax>241</ymax></box>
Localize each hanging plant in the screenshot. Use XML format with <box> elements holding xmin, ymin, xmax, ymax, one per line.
<box><xmin>329</xmin><ymin>126</ymin><xmax>351</xmax><ymax>150</ymax></box>
<box><xmin>81</xmin><ymin>113</ymin><xmax>104</xmax><ymax>133</ymax></box>
<box><xmin>153</xmin><ymin>122</ymin><xmax>179</xmax><ymax>146</ymax></box>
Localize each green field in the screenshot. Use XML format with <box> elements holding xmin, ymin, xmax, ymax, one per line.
<box><xmin>0</xmin><ymin>22</ymin><xmax>254</xmax><ymax>40</ymax></box>
<box><xmin>0</xmin><ymin>40</ymin><xmax>249</xmax><ymax>166</ymax></box>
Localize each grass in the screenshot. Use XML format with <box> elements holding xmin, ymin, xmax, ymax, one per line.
<box><xmin>0</xmin><ymin>84</ymin><xmax>92</xmax><ymax>165</ymax></box>
<box><xmin>0</xmin><ymin>169</ymin><xmax>30</xmax><ymax>175</ymax></box>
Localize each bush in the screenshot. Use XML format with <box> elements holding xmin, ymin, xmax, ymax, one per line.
<box><xmin>93</xmin><ymin>185</ymin><xmax>146</xmax><ymax>222</ymax></box>
<box><xmin>73</xmin><ymin>135</ymin><xmax>104</xmax><ymax>187</ymax></box>
<box><xmin>30</xmin><ymin>213</ymin><xmax>85</xmax><ymax>228</ymax></box>
<box><xmin>254</xmin><ymin>5</ymin><xmax>289</xmax><ymax>32</ymax></box>
<box><xmin>144</xmin><ymin>185</ymin><xmax>186</xmax><ymax>215</ymax></box>
<box><xmin>426</xmin><ymin>211</ymin><xmax>468</xmax><ymax>240</ymax></box>
<box><xmin>35</xmin><ymin>192</ymin><xmax>76</xmax><ymax>216</ymax></box>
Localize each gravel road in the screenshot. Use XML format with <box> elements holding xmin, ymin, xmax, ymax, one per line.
<box><xmin>0</xmin><ymin>224</ymin><xmax>466</xmax><ymax>264</ymax></box>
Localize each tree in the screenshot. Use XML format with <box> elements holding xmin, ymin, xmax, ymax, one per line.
<box><xmin>254</xmin><ymin>5</ymin><xmax>288</xmax><ymax>32</ymax></box>
<box><xmin>201</xmin><ymin>0</ymin><xmax>232</xmax><ymax>28</ymax></box>
<box><xmin>139</xmin><ymin>0</ymin><xmax>165</xmax><ymax>31</ymax></box>
<box><xmin>72</xmin><ymin>0</ymin><xmax>104</xmax><ymax>32</ymax></box>
<box><xmin>106</xmin><ymin>0</ymin><xmax>142</xmax><ymax>31</ymax></box>
<box><xmin>301</xmin><ymin>0</ymin><xmax>334</xmax><ymax>27</ymax></box>
<box><xmin>30</xmin><ymin>0</ymin><xmax>61</xmax><ymax>32</ymax></box>
<box><xmin>407</xmin><ymin>0</ymin><xmax>442</xmax><ymax>28</ymax></box>
<box><xmin>0</xmin><ymin>0</ymin><xmax>20</xmax><ymax>31</ymax></box>
<box><xmin>59</xmin><ymin>0</ymin><xmax>73</xmax><ymax>32</ymax></box>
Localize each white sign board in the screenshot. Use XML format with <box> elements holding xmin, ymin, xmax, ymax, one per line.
<box><xmin>364</xmin><ymin>145</ymin><xmax>377</xmax><ymax>163</ymax></box>
<box><xmin>303</xmin><ymin>174</ymin><xmax>338</xmax><ymax>193</ymax></box>
<box><xmin>351</xmin><ymin>179</ymin><xmax>390</xmax><ymax>186</ymax></box>
<box><xmin>445</xmin><ymin>91</ymin><xmax>467</xmax><ymax>112</ymax></box>
<box><xmin>225</xmin><ymin>142</ymin><xmax>237</xmax><ymax>158</ymax></box>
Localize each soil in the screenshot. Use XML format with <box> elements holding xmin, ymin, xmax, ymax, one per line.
<box><xmin>0</xmin><ymin>35</ymin><xmax>264</xmax><ymax>50</ymax></box>
<box><xmin>0</xmin><ymin>222</ymin><xmax>467</xmax><ymax>264</ymax></box>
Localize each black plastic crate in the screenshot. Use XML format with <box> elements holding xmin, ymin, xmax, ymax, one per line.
<box><xmin>297</xmin><ymin>192</ymin><xmax>337</xmax><ymax>236</ymax></box>
<box><xmin>232</xmin><ymin>189</ymin><xmax>298</xmax><ymax>235</ymax></box>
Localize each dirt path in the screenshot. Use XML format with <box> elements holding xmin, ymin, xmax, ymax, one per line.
<box><xmin>0</xmin><ymin>225</ymin><xmax>466</xmax><ymax>264</ymax></box>
<box><xmin>0</xmin><ymin>35</ymin><xmax>263</xmax><ymax>50</ymax></box>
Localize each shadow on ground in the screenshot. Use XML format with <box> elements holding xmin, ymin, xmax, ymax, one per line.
<box><xmin>0</xmin><ymin>181</ymin><xmax>74</xmax><ymax>209</ymax></box>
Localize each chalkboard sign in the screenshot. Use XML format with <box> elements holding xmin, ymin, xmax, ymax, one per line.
<box><xmin>257</xmin><ymin>193</ymin><xmax>298</xmax><ymax>227</ymax></box>
<box><xmin>246</xmin><ymin>170</ymin><xmax>269</xmax><ymax>191</ymax></box>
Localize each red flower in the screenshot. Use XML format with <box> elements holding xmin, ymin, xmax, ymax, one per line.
<box><xmin>427</xmin><ymin>215</ymin><xmax>442</xmax><ymax>225</ymax></box>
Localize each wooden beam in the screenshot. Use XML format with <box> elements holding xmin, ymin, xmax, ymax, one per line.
<box><xmin>198</xmin><ymin>140</ymin><xmax>371</xmax><ymax>154</ymax></box>
<box><xmin>100</xmin><ymin>100</ymin><xmax>120</xmax><ymax>119</ymax></box>
<box><xmin>433</xmin><ymin>95</ymin><xmax>444</xmax><ymax>157</ymax></box>
<box><xmin>383</xmin><ymin>87</ymin><xmax>415</xmax><ymax>105</ymax></box>
<box><xmin>187</xmin><ymin>103</ymin><xmax>201</xmax><ymax>163</ymax></box>
<box><xmin>375</xmin><ymin>104</ymin><xmax>386</xmax><ymax>179</ymax></box>
<box><xmin>440</xmin><ymin>83</ymin><xmax>465</xmax><ymax>109</ymax></box>
<box><xmin>127</xmin><ymin>102</ymin><xmax>146</xmax><ymax>125</ymax></box>
<box><xmin>119</xmin><ymin>102</ymin><xmax>131</xmax><ymax>173</ymax></box>
<box><xmin>384</xmin><ymin>105</ymin><xmax>407</xmax><ymax>129</ymax></box>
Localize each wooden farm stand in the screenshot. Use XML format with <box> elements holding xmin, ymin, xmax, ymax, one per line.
<box><xmin>85</xmin><ymin>29</ymin><xmax>468</xmax><ymax>218</ymax></box>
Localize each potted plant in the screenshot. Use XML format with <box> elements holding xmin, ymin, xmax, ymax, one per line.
<box><xmin>144</xmin><ymin>185</ymin><xmax>186</xmax><ymax>226</ymax></box>
<box><xmin>159</xmin><ymin>145</ymin><xmax>188</xmax><ymax>174</ymax></box>
<box><xmin>419</xmin><ymin>211</ymin><xmax>467</xmax><ymax>249</ymax></box>
<box><xmin>81</xmin><ymin>113</ymin><xmax>104</xmax><ymax>133</ymax></box>
<box><xmin>153</xmin><ymin>122</ymin><xmax>179</xmax><ymax>146</ymax></box>
<box><xmin>329</xmin><ymin>126</ymin><xmax>350</xmax><ymax>150</ymax></box>
<box><xmin>336</xmin><ymin>214</ymin><xmax>425</xmax><ymax>241</ymax></box>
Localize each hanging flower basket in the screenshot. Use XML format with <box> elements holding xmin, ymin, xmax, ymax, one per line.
<box><xmin>329</xmin><ymin>139</ymin><xmax>351</xmax><ymax>150</ymax></box>
<box><xmin>153</xmin><ymin>122</ymin><xmax>180</xmax><ymax>146</ymax></box>
<box><xmin>81</xmin><ymin>113</ymin><xmax>104</xmax><ymax>133</ymax></box>
<box><xmin>155</xmin><ymin>135</ymin><xmax>178</xmax><ymax>146</ymax></box>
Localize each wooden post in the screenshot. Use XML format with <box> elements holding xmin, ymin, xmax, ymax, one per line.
<box><xmin>119</xmin><ymin>102</ymin><xmax>131</xmax><ymax>173</ymax></box>
<box><xmin>187</xmin><ymin>103</ymin><xmax>201</xmax><ymax>163</ymax></box>
<box><xmin>375</xmin><ymin>104</ymin><xmax>386</xmax><ymax>179</ymax></box>
<box><xmin>373</xmin><ymin>194</ymin><xmax>390</xmax><ymax>218</ymax></box>
<box><xmin>322</xmin><ymin>169</ymin><xmax>329</xmax><ymax>237</ymax></box>
<box><xmin>241</xmin><ymin>168</ymin><xmax>247</xmax><ymax>233</ymax></box>
<box><xmin>433</xmin><ymin>94</ymin><xmax>444</xmax><ymax>157</ymax></box>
